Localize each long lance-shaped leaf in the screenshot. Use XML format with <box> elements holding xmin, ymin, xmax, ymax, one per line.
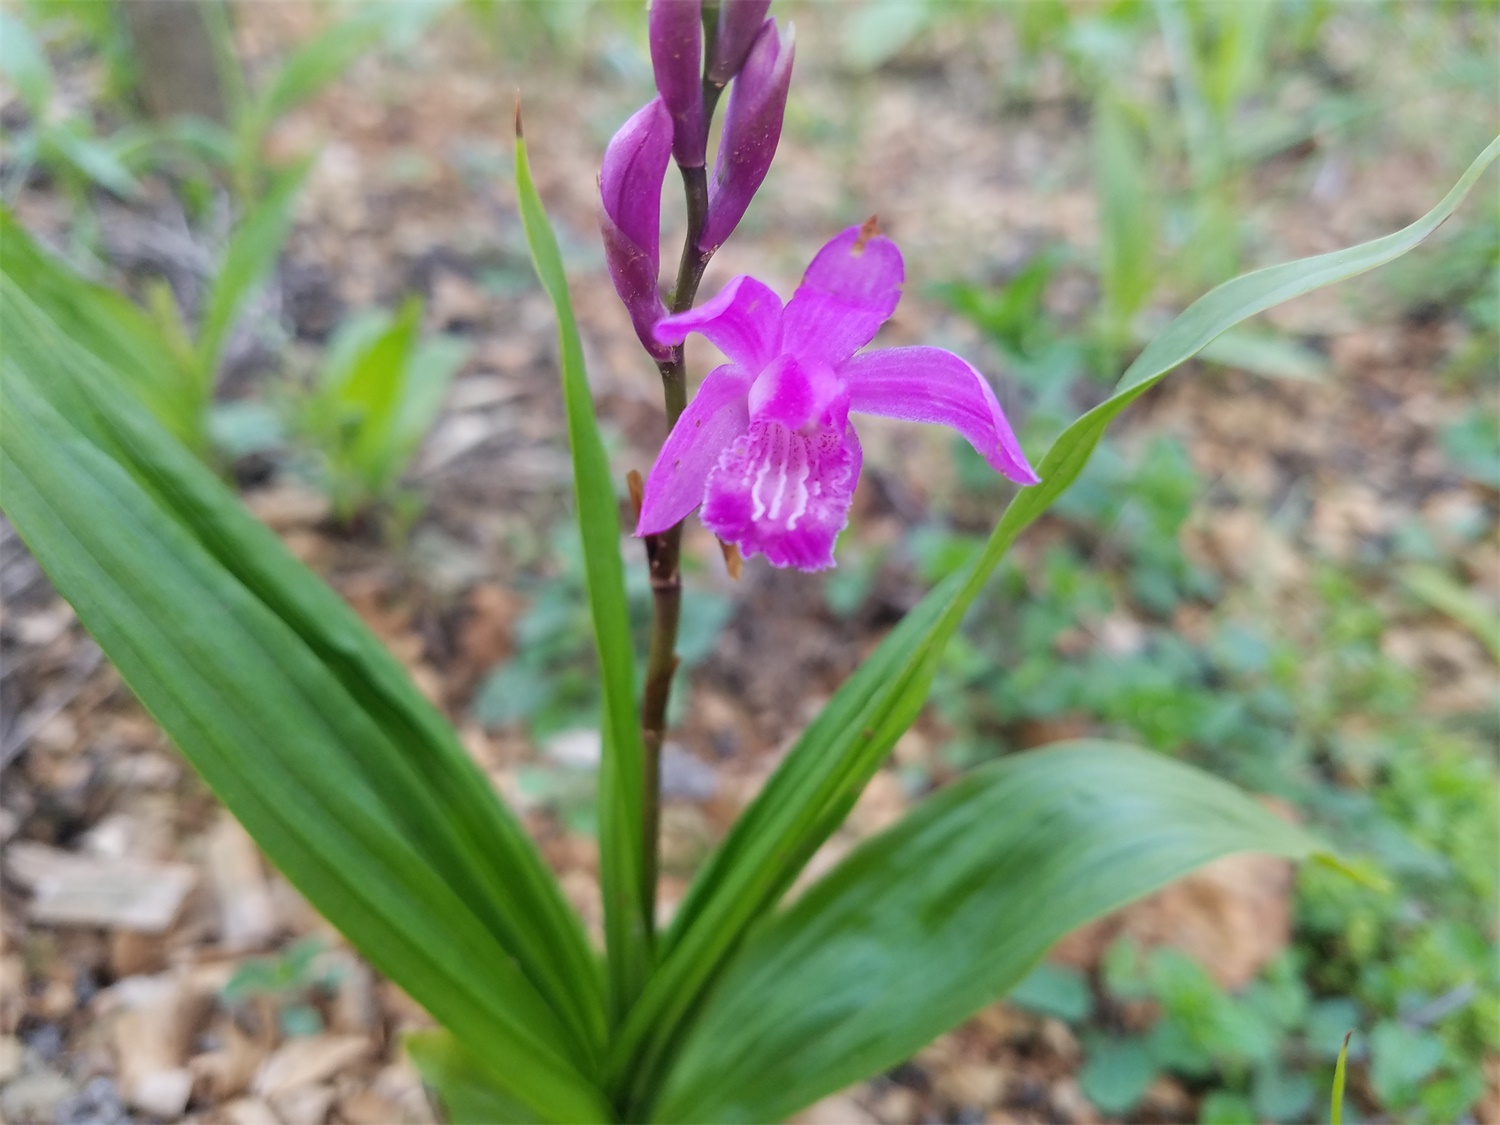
<box><xmin>651</xmin><ymin>743</ymin><xmax>1331</xmax><ymax>1122</ymax></box>
<box><xmin>611</xmin><ymin>136</ymin><xmax>1500</xmax><ymax>1104</ymax></box>
<box><xmin>0</xmin><ymin>210</ymin><xmax>199</xmax><ymax>448</ymax></box>
<box><xmin>2</xmin><ymin>276</ymin><xmax>606</xmax><ymax>1057</ymax></box>
<box><xmin>515</xmin><ymin>118</ymin><xmax>652</xmax><ymax>1023</ymax></box>
<box><xmin>0</xmin><ymin>285</ymin><xmax>610</xmax><ymax>1120</ymax></box>
<box><xmin>408</xmin><ymin>1031</ymin><xmax>545</xmax><ymax>1125</ymax></box>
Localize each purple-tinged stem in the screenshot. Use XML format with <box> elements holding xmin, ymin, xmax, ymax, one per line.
<box><xmin>638</xmin><ymin>35</ymin><xmax>724</xmax><ymax>926</ymax></box>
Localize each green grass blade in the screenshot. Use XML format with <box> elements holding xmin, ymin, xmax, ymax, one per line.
<box><xmin>0</xmin><ymin>11</ymin><xmax>52</xmax><ymax>114</ymax></box>
<box><xmin>196</xmin><ymin>159</ymin><xmax>309</xmax><ymax>385</ymax></box>
<box><xmin>652</xmin><ymin>743</ymin><xmax>1328</xmax><ymax>1123</ymax></box>
<box><xmin>1330</xmin><ymin>1030</ymin><xmax>1353</xmax><ymax>1125</ymax></box>
<box><xmin>515</xmin><ymin>123</ymin><xmax>652</xmax><ymax>1022</ymax></box>
<box><xmin>258</xmin><ymin>9</ymin><xmax>388</xmax><ymax>124</ymax></box>
<box><xmin>0</xmin><ymin>280</ymin><xmax>609</xmax><ymax>1115</ymax></box>
<box><xmin>1094</xmin><ymin>90</ymin><xmax>1155</xmax><ymax>346</ymax></box>
<box><xmin>1401</xmin><ymin>564</ymin><xmax>1500</xmax><ymax>663</ymax></box>
<box><xmin>612</xmin><ymin>136</ymin><xmax>1500</xmax><ymax>1104</ymax></box>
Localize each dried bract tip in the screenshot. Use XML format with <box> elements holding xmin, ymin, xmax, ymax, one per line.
<box><xmin>854</xmin><ymin>215</ymin><xmax>880</xmax><ymax>253</ymax></box>
<box><xmin>627</xmin><ymin>469</ymin><xmax>646</xmax><ymax>520</ymax></box>
<box><xmin>719</xmin><ymin>539</ymin><xmax>743</xmax><ymax>580</ymax></box>
<box><xmin>514</xmin><ymin>92</ymin><xmax>524</xmax><ymax>139</ymax></box>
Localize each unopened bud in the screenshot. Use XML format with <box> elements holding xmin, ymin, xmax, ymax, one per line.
<box><xmin>707</xmin><ymin>0</ymin><xmax>772</xmax><ymax>86</ymax></box>
<box><xmin>599</xmin><ymin>98</ymin><xmax>673</xmax><ymax>359</ymax></box>
<box><xmin>698</xmin><ymin>19</ymin><xmax>793</xmax><ymax>254</ymax></box>
<box><xmin>649</xmin><ymin>0</ymin><xmax>707</xmax><ymax>168</ymax></box>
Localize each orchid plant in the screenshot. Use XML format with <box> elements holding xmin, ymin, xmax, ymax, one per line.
<box><xmin>1</xmin><ymin>2</ymin><xmax>1495</xmax><ymax>1121</ymax></box>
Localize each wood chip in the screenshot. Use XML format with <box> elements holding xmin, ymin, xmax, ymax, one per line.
<box><xmin>109</xmin><ymin>928</ymin><xmax>167</xmax><ymax>977</ymax></box>
<box><xmin>254</xmin><ymin>1034</ymin><xmax>372</xmax><ymax>1100</ymax></box>
<box><xmin>110</xmin><ymin>971</ymin><xmax>215</xmax><ymax>1116</ymax></box>
<box><xmin>338</xmin><ymin>1087</ymin><xmax>405</xmax><ymax>1125</ymax></box>
<box><xmin>6</xmin><ymin>841</ymin><xmax>196</xmax><ymax>932</ymax></box>
<box><xmin>0</xmin><ymin>1034</ymin><xmax>21</xmax><ymax>1083</ymax></box>
<box><xmin>791</xmin><ymin>1093</ymin><xmax>880</xmax><ymax>1124</ymax></box>
<box><xmin>245</xmin><ymin>484</ymin><xmax>332</xmax><ymax>531</ymax></box>
<box><xmin>272</xmin><ymin>1082</ymin><xmax>338</xmax><ymax>1125</ymax></box>
<box><xmin>221</xmin><ymin>1097</ymin><xmax>282</xmax><ymax>1125</ymax></box>
<box><xmin>191</xmin><ymin>1018</ymin><xmax>271</xmax><ymax>1103</ymax></box>
<box><xmin>329</xmin><ymin>955</ymin><xmax>378</xmax><ymax>1035</ymax></box>
<box><xmin>206</xmin><ymin>813</ymin><xmax>278</xmax><ymax>952</ymax></box>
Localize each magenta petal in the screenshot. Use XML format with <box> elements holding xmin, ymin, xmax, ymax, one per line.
<box><xmin>638</xmin><ymin>364</ymin><xmax>752</xmax><ymax>536</ymax></box>
<box><xmin>782</xmin><ymin>224</ymin><xmax>904</xmax><ymax>366</ymax></box>
<box><xmin>699</xmin><ymin>19</ymin><xmax>794</xmax><ymax>253</ymax></box>
<box><xmin>841</xmin><ymin>346</ymin><xmax>1039</xmax><ymax>485</ymax></box>
<box><xmin>654</xmin><ymin>275</ymin><xmax>784</xmax><ymax>373</ymax></box>
<box><xmin>649</xmin><ymin>0</ymin><xmax>707</xmax><ymax>168</ymax></box>
<box><xmin>700</xmin><ymin>415</ymin><xmax>859</xmax><ymax>572</ymax></box>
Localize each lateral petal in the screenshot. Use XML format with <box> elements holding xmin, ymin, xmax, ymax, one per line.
<box><xmin>654</xmin><ymin>275</ymin><xmax>785</xmax><ymax>374</ymax></box>
<box><xmin>637</xmin><ymin>364</ymin><xmax>753</xmax><ymax>536</ymax></box>
<box><xmin>841</xmin><ymin>345</ymin><xmax>1039</xmax><ymax>485</ymax></box>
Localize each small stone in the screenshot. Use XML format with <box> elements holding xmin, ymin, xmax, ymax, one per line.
<box><xmin>543</xmin><ymin>729</ymin><xmax>601</xmax><ymax>769</ymax></box>
<box><xmin>660</xmin><ymin>745</ymin><xmax>718</xmax><ymax>801</ymax></box>
<box><xmin>129</xmin><ymin>1068</ymin><xmax>193</xmax><ymax>1119</ymax></box>
<box><xmin>56</xmin><ymin>1075</ymin><xmax>128</xmax><ymax>1125</ymax></box>
<box><xmin>1</xmin><ymin>1068</ymin><xmax>78</xmax><ymax>1122</ymax></box>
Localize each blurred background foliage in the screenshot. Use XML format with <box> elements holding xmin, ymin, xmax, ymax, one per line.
<box><xmin>0</xmin><ymin>0</ymin><xmax>1495</xmax><ymax>1122</ymax></box>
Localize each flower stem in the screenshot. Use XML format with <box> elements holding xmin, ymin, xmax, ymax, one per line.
<box><xmin>639</xmin><ymin>157</ymin><xmax>717</xmax><ymax>933</ymax></box>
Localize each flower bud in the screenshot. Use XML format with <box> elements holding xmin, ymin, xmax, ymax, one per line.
<box><xmin>599</xmin><ymin>97</ymin><xmax>673</xmax><ymax>359</ymax></box>
<box><xmin>706</xmin><ymin>0</ymin><xmax>772</xmax><ymax>86</ymax></box>
<box><xmin>649</xmin><ymin>0</ymin><xmax>706</xmax><ymax>169</ymax></box>
<box><xmin>698</xmin><ymin>19</ymin><xmax>793</xmax><ymax>254</ymax></box>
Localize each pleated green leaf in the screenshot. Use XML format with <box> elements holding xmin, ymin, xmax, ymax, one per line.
<box><xmin>0</xmin><ymin>279</ymin><xmax>609</xmax><ymax>1122</ymax></box>
<box><xmin>0</xmin><ymin>210</ymin><xmax>199</xmax><ymax>448</ymax></box>
<box><xmin>652</xmin><ymin>743</ymin><xmax>1327</xmax><ymax>1123</ymax></box>
<box><xmin>407</xmin><ymin>1030</ymin><xmax>544</xmax><ymax>1125</ymax></box>
<box><xmin>515</xmin><ymin>126</ymin><xmax>652</xmax><ymax>1021</ymax></box>
<box><xmin>614</xmin><ymin>136</ymin><xmax>1500</xmax><ymax>1107</ymax></box>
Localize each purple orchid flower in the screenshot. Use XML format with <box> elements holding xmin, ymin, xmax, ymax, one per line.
<box><xmin>700</xmin><ymin>17</ymin><xmax>793</xmax><ymax>254</ymax></box>
<box><xmin>649</xmin><ymin>0</ymin><xmax>707</xmax><ymax>169</ymax></box>
<box><xmin>636</xmin><ymin>222</ymin><xmax>1039</xmax><ymax>571</ymax></box>
<box><xmin>599</xmin><ymin>97</ymin><xmax>673</xmax><ymax>361</ymax></box>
